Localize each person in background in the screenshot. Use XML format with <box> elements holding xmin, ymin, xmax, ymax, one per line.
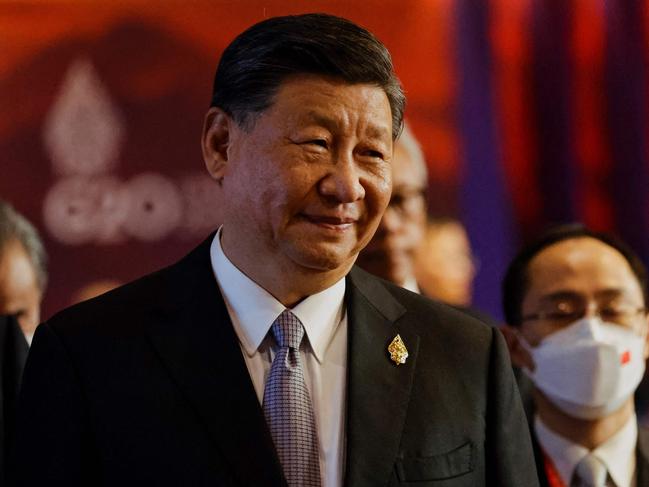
<box><xmin>356</xmin><ymin>128</ymin><xmax>495</xmax><ymax>326</ymax></box>
<box><xmin>0</xmin><ymin>201</ymin><xmax>46</xmax><ymax>346</ymax></box>
<box><xmin>502</xmin><ymin>224</ymin><xmax>649</xmax><ymax>486</ymax></box>
<box><xmin>0</xmin><ymin>201</ymin><xmax>46</xmax><ymax>479</ymax></box>
<box><xmin>12</xmin><ymin>14</ymin><xmax>538</xmax><ymax>487</ymax></box>
<box><xmin>415</xmin><ymin>217</ymin><xmax>477</xmax><ymax>307</ymax></box>
<box><xmin>356</xmin><ymin>122</ymin><xmax>427</xmax><ymax>291</ymax></box>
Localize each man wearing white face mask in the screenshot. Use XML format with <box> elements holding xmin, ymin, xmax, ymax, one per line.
<box><xmin>502</xmin><ymin>224</ymin><xmax>649</xmax><ymax>487</ymax></box>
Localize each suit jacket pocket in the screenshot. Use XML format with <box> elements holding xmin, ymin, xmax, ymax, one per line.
<box><xmin>396</xmin><ymin>441</ymin><xmax>474</xmax><ymax>482</ymax></box>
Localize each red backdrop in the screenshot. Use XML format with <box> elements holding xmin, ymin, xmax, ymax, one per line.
<box><xmin>0</xmin><ymin>1</ymin><xmax>460</xmax><ymax>318</ymax></box>
<box><xmin>4</xmin><ymin>0</ymin><xmax>649</xmax><ymax>320</ymax></box>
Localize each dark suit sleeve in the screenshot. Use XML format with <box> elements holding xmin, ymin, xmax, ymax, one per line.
<box><xmin>8</xmin><ymin>323</ymin><xmax>97</xmax><ymax>486</ymax></box>
<box><xmin>485</xmin><ymin>327</ymin><xmax>539</xmax><ymax>486</ymax></box>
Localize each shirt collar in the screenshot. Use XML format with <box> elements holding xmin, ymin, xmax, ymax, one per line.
<box><xmin>401</xmin><ymin>275</ymin><xmax>420</xmax><ymax>294</ymax></box>
<box><xmin>594</xmin><ymin>413</ymin><xmax>637</xmax><ymax>487</ymax></box>
<box><xmin>210</xmin><ymin>227</ymin><xmax>345</xmax><ymax>362</ymax></box>
<box><xmin>535</xmin><ymin>413</ymin><xmax>637</xmax><ymax>487</ymax></box>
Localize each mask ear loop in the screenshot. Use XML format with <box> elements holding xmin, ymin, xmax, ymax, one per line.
<box><xmin>513</xmin><ymin>330</ymin><xmax>537</xmax><ymax>374</ymax></box>
<box><xmin>633</xmin><ymin>315</ymin><xmax>649</xmax><ymax>360</ymax></box>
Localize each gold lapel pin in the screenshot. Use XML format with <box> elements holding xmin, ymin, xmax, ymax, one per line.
<box><xmin>388</xmin><ymin>334</ymin><xmax>408</xmax><ymax>365</ymax></box>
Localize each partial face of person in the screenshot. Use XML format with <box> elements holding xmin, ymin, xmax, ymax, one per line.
<box><xmin>214</xmin><ymin>75</ymin><xmax>393</xmax><ymax>280</ymax></box>
<box><xmin>506</xmin><ymin>237</ymin><xmax>649</xmax><ymax>422</ymax></box>
<box><xmin>519</xmin><ymin>237</ymin><xmax>649</xmax><ymax>351</ymax></box>
<box><xmin>0</xmin><ymin>239</ymin><xmax>42</xmax><ymax>341</ymax></box>
<box><xmin>356</xmin><ymin>140</ymin><xmax>427</xmax><ymax>285</ymax></box>
<box><xmin>415</xmin><ymin>222</ymin><xmax>475</xmax><ymax>306</ymax></box>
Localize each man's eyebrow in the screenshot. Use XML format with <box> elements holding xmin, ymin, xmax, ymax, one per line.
<box><xmin>539</xmin><ymin>288</ymin><xmax>631</xmax><ymax>304</ymax></box>
<box><xmin>538</xmin><ymin>291</ymin><xmax>582</xmax><ymax>304</ymax></box>
<box><xmin>594</xmin><ymin>288</ymin><xmax>630</xmax><ymax>300</ymax></box>
<box><xmin>301</xmin><ymin>112</ymin><xmax>391</xmax><ymax>140</ymax></box>
<box><xmin>364</xmin><ymin>124</ymin><xmax>392</xmax><ymax>140</ymax></box>
<box><xmin>301</xmin><ymin>111</ymin><xmax>332</xmax><ymax>127</ymax></box>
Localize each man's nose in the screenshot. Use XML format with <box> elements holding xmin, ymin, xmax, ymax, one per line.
<box><xmin>319</xmin><ymin>154</ymin><xmax>365</xmax><ymax>203</ymax></box>
<box><xmin>583</xmin><ymin>302</ymin><xmax>599</xmax><ymax>319</ymax></box>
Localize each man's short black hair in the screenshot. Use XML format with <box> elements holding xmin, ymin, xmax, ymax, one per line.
<box><xmin>210</xmin><ymin>13</ymin><xmax>405</xmax><ymax>139</ymax></box>
<box><xmin>502</xmin><ymin>223</ymin><xmax>648</xmax><ymax>327</ymax></box>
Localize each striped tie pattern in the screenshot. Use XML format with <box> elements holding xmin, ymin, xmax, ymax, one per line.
<box><xmin>263</xmin><ymin>310</ymin><xmax>322</xmax><ymax>487</ymax></box>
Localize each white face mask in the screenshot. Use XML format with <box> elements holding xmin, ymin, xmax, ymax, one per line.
<box><xmin>522</xmin><ymin>317</ymin><xmax>647</xmax><ymax>420</ymax></box>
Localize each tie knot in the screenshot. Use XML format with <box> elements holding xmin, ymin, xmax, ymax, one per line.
<box><xmin>271</xmin><ymin>310</ymin><xmax>305</xmax><ymax>350</ymax></box>
<box><xmin>572</xmin><ymin>453</ymin><xmax>608</xmax><ymax>487</ymax></box>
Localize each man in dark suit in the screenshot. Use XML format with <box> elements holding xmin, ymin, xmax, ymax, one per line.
<box><xmin>12</xmin><ymin>13</ymin><xmax>538</xmax><ymax>487</ymax></box>
<box><xmin>0</xmin><ymin>201</ymin><xmax>47</xmax><ymax>346</ymax></box>
<box><xmin>502</xmin><ymin>225</ymin><xmax>649</xmax><ymax>486</ymax></box>
<box><xmin>0</xmin><ymin>314</ymin><xmax>27</xmax><ymax>479</ymax></box>
<box><xmin>0</xmin><ymin>201</ymin><xmax>46</xmax><ymax>478</ymax></box>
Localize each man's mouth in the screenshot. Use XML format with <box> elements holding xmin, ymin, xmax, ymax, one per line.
<box><xmin>301</xmin><ymin>214</ymin><xmax>357</xmax><ymax>230</ymax></box>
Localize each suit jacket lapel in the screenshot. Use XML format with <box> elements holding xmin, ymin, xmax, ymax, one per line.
<box><xmin>147</xmin><ymin>235</ymin><xmax>286</xmax><ymax>487</ymax></box>
<box><xmin>530</xmin><ymin>430</ymin><xmax>550</xmax><ymax>487</ymax></box>
<box><xmin>636</xmin><ymin>425</ymin><xmax>649</xmax><ymax>485</ymax></box>
<box><xmin>344</xmin><ymin>267</ymin><xmax>420</xmax><ymax>486</ymax></box>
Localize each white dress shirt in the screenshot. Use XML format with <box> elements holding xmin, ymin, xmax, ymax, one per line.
<box><xmin>210</xmin><ymin>228</ymin><xmax>347</xmax><ymax>487</ymax></box>
<box><xmin>401</xmin><ymin>275</ymin><xmax>420</xmax><ymax>294</ymax></box>
<box><xmin>535</xmin><ymin>413</ymin><xmax>637</xmax><ymax>487</ymax></box>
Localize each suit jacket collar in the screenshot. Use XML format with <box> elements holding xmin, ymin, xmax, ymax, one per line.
<box><xmin>530</xmin><ymin>417</ymin><xmax>649</xmax><ymax>487</ymax></box>
<box><xmin>147</xmin><ymin>236</ymin><xmax>421</xmax><ymax>486</ymax></box>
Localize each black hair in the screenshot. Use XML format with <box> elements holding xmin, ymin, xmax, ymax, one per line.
<box><xmin>502</xmin><ymin>223</ymin><xmax>648</xmax><ymax>326</ymax></box>
<box><xmin>210</xmin><ymin>13</ymin><xmax>405</xmax><ymax>139</ymax></box>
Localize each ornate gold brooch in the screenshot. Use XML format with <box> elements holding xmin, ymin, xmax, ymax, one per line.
<box><xmin>387</xmin><ymin>334</ymin><xmax>408</xmax><ymax>365</ymax></box>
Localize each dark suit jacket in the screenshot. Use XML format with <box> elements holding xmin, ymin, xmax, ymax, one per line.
<box><xmin>531</xmin><ymin>425</ymin><xmax>649</xmax><ymax>486</ymax></box>
<box><xmin>0</xmin><ymin>315</ymin><xmax>28</xmax><ymax>479</ymax></box>
<box><xmin>10</xmin><ymin>236</ymin><xmax>538</xmax><ymax>486</ymax></box>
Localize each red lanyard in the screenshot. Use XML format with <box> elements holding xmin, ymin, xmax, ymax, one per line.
<box><xmin>543</xmin><ymin>451</ymin><xmax>567</xmax><ymax>487</ymax></box>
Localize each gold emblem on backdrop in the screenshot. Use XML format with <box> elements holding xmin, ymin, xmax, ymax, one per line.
<box><xmin>388</xmin><ymin>334</ymin><xmax>408</xmax><ymax>365</ymax></box>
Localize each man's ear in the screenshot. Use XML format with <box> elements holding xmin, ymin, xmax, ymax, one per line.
<box><xmin>202</xmin><ymin>107</ymin><xmax>233</xmax><ymax>183</ymax></box>
<box><xmin>501</xmin><ymin>325</ymin><xmax>535</xmax><ymax>371</ymax></box>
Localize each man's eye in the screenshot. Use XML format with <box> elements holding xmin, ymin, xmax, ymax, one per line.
<box><xmin>308</xmin><ymin>139</ymin><xmax>328</xmax><ymax>148</ymax></box>
<box><xmin>545</xmin><ymin>310</ymin><xmax>582</xmax><ymax>322</ymax></box>
<box><xmin>366</xmin><ymin>150</ymin><xmax>384</xmax><ymax>159</ymax></box>
<box><xmin>600</xmin><ymin>308</ymin><xmax>625</xmax><ymax>319</ymax></box>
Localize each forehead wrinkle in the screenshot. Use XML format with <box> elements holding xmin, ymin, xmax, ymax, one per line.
<box><xmin>538</xmin><ymin>286</ymin><xmax>640</xmax><ymax>307</ymax></box>
<box><xmin>300</xmin><ymin>110</ymin><xmax>390</xmax><ymax>141</ymax></box>
<box><xmin>274</xmin><ymin>76</ymin><xmax>393</xmax><ymax>141</ymax></box>
<box><xmin>527</xmin><ymin>237</ymin><xmax>639</xmax><ymax>286</ymax></box>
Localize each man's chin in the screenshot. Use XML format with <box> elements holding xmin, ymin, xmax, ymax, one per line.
<box><xmin>284</xmin><ymin>244</ymin><xmax>358</xmax><ymax>275</ymax></box>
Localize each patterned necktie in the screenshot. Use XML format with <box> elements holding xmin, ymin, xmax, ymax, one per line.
<box><xmin>571</xmin><ymin>453</ymin><xmax>609</xmax><ymax>487</ymax></box>
<box><xmin>263</xmin><ymin>310</ymin><xmax>322</xmax><ymax>487</ymax></box>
